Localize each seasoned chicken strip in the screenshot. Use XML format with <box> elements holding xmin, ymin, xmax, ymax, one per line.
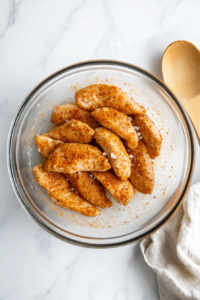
<box><xmin>33</xmin><ymin>164</ymin><xmax>100</xmax><ymax>217</ymax></box>
<box><xmin>51</xmin><ymin>104</ymin><xmax>99</xmax><ymax>129</ymax></box>
<box><xmin>35</xmin><ymin>135</ymin><xmax>64</xmax><ymax>159</ymax></box>
<box><xmin>94</xmin><ymin>128</ymin><xmax>131</xmax><ymax>180</ymax></box>
<box><xmin>65</xmin><ymin>172</ymin><xmax>112</xmax><ymax>208</ymax></box>
<box><xmin>44</xmin><ymin>143</ymin><xmax>111</xmax><ymax>174</ymax></box>
<box><xmin>92</xmin><ymin>170</ymin><xmax>134</xmax><ymax>205</ymax></box>
<box><xmin>75</xmin><ymin>84</ymin><xmax>146</xmax><ymax>114</ymax></box>
<box><xmin>133</xmin><ymin>115</ymin><xmax>163</xmax><ymax>159</ymax></box>
<box><xmin>43</xmin><ymin>120</ymin><xmax>94</xmax><ymax>144</ymax></box>
<box><xmin>92</xmin><ymin>107</ymin><xmax>138</xmax><ymax>150</ymax></box>
<box><xmin>128</xmin><ymin>141</ymin><xmax>155</xmax><ymax>194</ymax></box>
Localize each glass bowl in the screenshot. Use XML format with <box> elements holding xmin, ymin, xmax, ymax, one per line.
<box><xmin>7</xmin><ymin>60</ymin><xmax>195</xmax><ymax>248</ymax></box>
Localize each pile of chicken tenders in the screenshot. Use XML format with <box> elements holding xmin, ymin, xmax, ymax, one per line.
<box><xmin>33</xmin><ymin>84</ymin><xmax>163</xmax><ymax>217</ymax></box>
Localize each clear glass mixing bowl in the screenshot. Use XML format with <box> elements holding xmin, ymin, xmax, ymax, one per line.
<box><xmin>7</xmin><ymin>60</ymin><xmax>195</xmax><ymax>248</ymax></box>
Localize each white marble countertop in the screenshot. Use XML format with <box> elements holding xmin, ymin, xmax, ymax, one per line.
<box><xmin>1</xmin><ymin>1</ymin><xmax>200</xmax><ymax>299</ymax></box>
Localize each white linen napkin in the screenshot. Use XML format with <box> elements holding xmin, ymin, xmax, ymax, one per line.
<box><xmin>140</xmin><ymin>182</ymin><xmax>200</xmax><ymax>300</ymax></box>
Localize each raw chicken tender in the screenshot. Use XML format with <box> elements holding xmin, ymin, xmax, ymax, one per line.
<box><xmin>75</xmin><ymin>84</ymin><xmax>146</xmax><ymax>114</ymax></box>
<box><xmin>134</xmin><ymin>115</ymin><xmax>163</xmax><ymax>159</ymax></box>
<box><xmin>92</xmin><ymin>107</ymin><xmax>138</xmax><ymax>150</ymax></box>
<box><xmin>94</xmin><ymin>128</ymin><xmax>131</xmax><ymax>180</ymax></box>
<box><xmin>128</xmin><ymin>141</ymin><xmax>155</xmax><ymax>194</ymax></box>
<box><xmin>51</xmin><ymin>104</ymin><xmax>99</xmax><ymax>129</ymax></box>
<box><xmin>44</xmin><ymin>120</ymin><xmax>94</xmax><ymax>144</ymax></box>
<box><xmin>44</xmin><ymin>143</ymin><xmax>111</xmax><ymax>174</ymax></box>
<box><xmin>33</xmin><ymin>164</ymin><xmax>100</xmax><ymax>217</ymax></box>
<box><xmin>35</xmin><ymin>135</ymin><xmax>64</xmax><ymax>159</ymax></box>
<box><xmin>92</xmin><ymin>170</ymin><xmax>134</xmax><ymax>205</ymax></box>
<box><xmin>65</xmin><ymin>172</ymin><xmax>113</xmax><ymax>208</ymax></box>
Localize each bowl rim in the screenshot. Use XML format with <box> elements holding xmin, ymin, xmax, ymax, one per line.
<box><xmin>7</xmin><ymin>59</ymin><xmax>195</xmax><ymax>248</ymax></box>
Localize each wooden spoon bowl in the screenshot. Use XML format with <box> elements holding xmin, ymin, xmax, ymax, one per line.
<box><xmin>162</xmin><ymin>40</ymin><xmax>200</xmax><ymax>144</ymax></box>
<box><xmin>162</xmin><ymin>40</ymin><xmax>200</xmax><ymax>100</ymax></box>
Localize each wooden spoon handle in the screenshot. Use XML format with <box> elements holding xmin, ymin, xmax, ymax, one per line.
<box><xmin>182</xmin><ymin>95</ymin><xmax>200</xmax><ymax>145</ymax></box>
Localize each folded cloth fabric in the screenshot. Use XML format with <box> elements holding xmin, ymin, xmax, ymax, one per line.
<box><xmin>140</xmin><ymin>182</ymin><xmax>200</xmax><ymax>300</ymax></box>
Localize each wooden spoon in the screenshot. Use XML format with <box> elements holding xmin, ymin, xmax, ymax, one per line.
<box><xmin>162</xmin><ymin>40</ymin><xmax>200</xmax><ymax>144</ymax></box>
